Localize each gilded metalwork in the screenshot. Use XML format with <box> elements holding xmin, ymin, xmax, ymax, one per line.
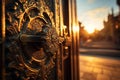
<box><xmin>5</xmin><ymin>0</ymin><xmax>61</xmax><ymax>80</ymax></box>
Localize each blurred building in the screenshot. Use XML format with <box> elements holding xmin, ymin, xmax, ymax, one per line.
<box><xmin>103</xmin><ymin>0</ymin><xmax>120</xmax><ymax>44</ymax></box>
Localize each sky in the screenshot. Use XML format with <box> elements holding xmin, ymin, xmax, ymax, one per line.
<box><xmin>77</xmin><ymin>0</ymin><xmax>119</xmax><ymax>33</ymax></box>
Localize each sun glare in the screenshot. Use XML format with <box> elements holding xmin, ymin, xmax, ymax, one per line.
<box><xmin>85</xmin><ymin>27</ymin><xmax>95</xmax><ymax>34</ymax></box>
<box><xmin>83</xmin><ymin>21</ymin><xmax>103</xmax><ymax>34</ymax></box>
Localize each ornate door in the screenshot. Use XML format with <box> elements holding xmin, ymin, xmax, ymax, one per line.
<box><xmin>1</xmin><ymin>0</ymin><xmax>79</xmax><ymax>80</ymax></box>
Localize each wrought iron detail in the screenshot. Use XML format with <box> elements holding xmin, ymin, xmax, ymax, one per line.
<box><xmin>5</xmin><ymin>0</ymin><xmax>63</xmax><ymax>80</ymax></box>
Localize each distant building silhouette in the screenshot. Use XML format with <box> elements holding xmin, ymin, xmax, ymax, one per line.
<box><xmin>103</xmin><ymin>0</ymin><xmax>120</xmax><ymax>44</ymax></box>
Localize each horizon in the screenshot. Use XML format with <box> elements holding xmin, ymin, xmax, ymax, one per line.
<box><xmin>77</xmin><ymin>0</ymin><xmax>119</xmax><ymax>34</ymax></box>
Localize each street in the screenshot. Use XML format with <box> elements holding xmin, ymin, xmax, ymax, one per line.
<box><xmin>80</xmin><ymin>40</ymin><xmax>120</xmax><ymax>58</ymax></box>
<box><xmin>79</xmin><ymin>55</ymin><xmax>120</xmax><ymax>80</ymax></box>
<box><xmin>79</xmin><ymin>40</ymin><xmax>120</xmax><ymax>80</ymax></box>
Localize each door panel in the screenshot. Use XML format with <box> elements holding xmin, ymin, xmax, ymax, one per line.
<box><xmin>3</xmin><ymin>0</ymin><xmax>79</xmax><ymax>80</ymax></box>
<box><xmin>5</xmin><ymin>0</ymin><xmax>61</xmax><ymax>80</ymax></box>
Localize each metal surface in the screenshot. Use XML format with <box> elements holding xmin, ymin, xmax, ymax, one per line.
<box><xmin>4</xmin><ymin>0</ymin><xmax>79</xmax><ymax>80</ymax></box>
<box><xmin>5</xmin><ymin>0</ymin><xmax>63</xmax><ymax>80</ymax></box>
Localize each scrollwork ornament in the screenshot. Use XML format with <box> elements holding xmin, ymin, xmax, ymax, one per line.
<box><xmin>6</xmin><ymin>0</ymin><xmax>60</xmax><ymax>80</ymax></box>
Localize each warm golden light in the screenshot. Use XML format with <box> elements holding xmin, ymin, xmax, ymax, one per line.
<box><xmin>73</xmin><ymin>26</ymin><xmax>79</xmax><ymax>32</ymax></box>
<box><xmin>80</xmin><ymin>16</ymin><xmax>104</xmax><ymax>34</ymax></box>
<box><xmin>85</xmin><ymin>27</ymin><xmax>95</xmax><ymax>34</ymax></box>
<box><xmin>84</xmin><ymin>22</ymin><xmax>103</xmax><ymax>34</ymax></box>
<box><xmin>63</xmin><ymin>25</ymin><xmax>67</xmax><ymax>29</ymax></box>
<box><xmin>87</xmin><ymin>57</ymin><xmax>94</xmax><ymax>62</ymax></box>
<box><xmin>116</xmin><ymin>25</ymin><xmax>119</xmax><ymax>29</ymax></box>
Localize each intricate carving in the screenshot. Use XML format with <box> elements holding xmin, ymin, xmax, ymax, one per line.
<box><xmin>5</xmin><ymin>0</ymin><xmax>61</xmax><ymax>80</ymax></box>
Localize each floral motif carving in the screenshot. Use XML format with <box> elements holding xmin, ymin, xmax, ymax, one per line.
<box><xmin>5</xmin><ymin>0</ymin><xmax>61</xmax><ymax>80</ymax></box>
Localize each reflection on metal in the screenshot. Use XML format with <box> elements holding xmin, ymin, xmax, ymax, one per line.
<box><xmin>2</xmin><ymin>0</ymin><xmax>6</xmax><ymax>80</ymax></box>
<box><xmin>5</xmin><ymin>0</ymin><xmax>65</xmax><ymax>80</ymax></box>
<box><xmin>4</xmin><ymin>0</ymin><xmax>79</xmax><ymax>80</ymax></box>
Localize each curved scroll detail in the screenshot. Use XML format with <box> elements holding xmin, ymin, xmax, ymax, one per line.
<box><xmin>5</xmin><ymin>0</ymin><xmax>61</xmax><ymax>80</ymax></box>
